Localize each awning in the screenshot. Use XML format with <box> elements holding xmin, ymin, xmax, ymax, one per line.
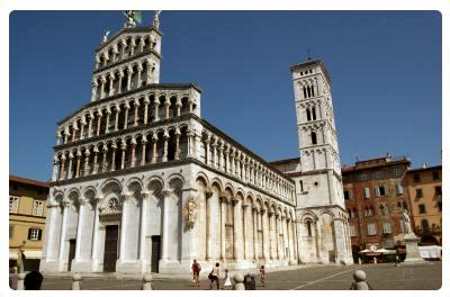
<box><xmin>9</xmin><ymin>250</ymin><xmax>18</xmax><ymax>260</ymax></box>
<box><xmin>23</xmin><ymin>250</ymin><xmax>42</xmax><ymax>259</ymax></box>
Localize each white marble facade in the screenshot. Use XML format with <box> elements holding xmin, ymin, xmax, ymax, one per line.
<box><xmin>40</xmin><ymin>15</ymin><xmax>352</xmax><ymax>275</ymax></box>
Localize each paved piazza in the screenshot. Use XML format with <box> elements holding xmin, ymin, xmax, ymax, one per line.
<box><xmin>40</xmin><ymin>262</ymin><xmax>441</xmax><ymax>290</ymax></box>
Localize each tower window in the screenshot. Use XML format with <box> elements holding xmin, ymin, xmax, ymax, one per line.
<box><xmin>306</xmin><ymin>221</ymin><xmax>312</xmax><ymax>237</ymax></box>
<box><xmin>312</xmin><ymin>106</ymin><xmax>317</xmax><ymax>120</ymax></box>
<box><xmin>311</xmin><ymin>132</ymin><xmax>317</xmax><ymax>145</ymax></box>
<box><xmin>303</xmin><ymin>86</ymin><xmax>308</xmax><ymax>98</ymax></box>
<box><xmin>306</xmin><ymin>108</ymin><xmax>311</xmax><ymax>121</ymax></box>
<box><xmin>299</xmin><ymin>180</ymin><xmax>304</xmax><ymax>192</ymax></box>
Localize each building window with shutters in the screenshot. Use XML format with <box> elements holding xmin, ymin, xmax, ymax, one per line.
<box><xmin>344</xmin><ymin>190</ymin><xmax>352</xmax><ymax>200</ymax></box>
<box><xmin>9</xmin><ymin>196</ymin><xmax>20</xmax><ymax>213</ymax></box>
<box><xmin>350</xmin><ymin>224</ymin><xmax>358</xmax><ymax>237</ymax></box>
<box><xmin>383</xmin><ymin>222</ymin><xmax>392</xmax><ymax>234</ymax></box>
<box><xmin>32</xmin><ymin>200</ymin><xmax>45</xmax><ymax>216</ymax></box>
<box><xmin>419</xmin><ymin>204</ymin><xmax>426</xmax><ymax>214</ymax></box>
<box><xmin>416</xmin><ymin>188</ymin><xmax>423</xmax><ymax>198</ymax></box>
<box><xmin>363</xmin><ymin>187</ymin><xmax>370</xmax><ymax>199</ymax></box>
<box><xmin>28</xmin><ymin>228</ymin><xmax>42</xmax><ymax>241</ymax></box>
<box><xmin>367</xmin><ymin>223</ymin><xmax>377</xmax><ymax>236</ymax></box>
<box><xmin>375</xmin><ymin>185</ymin><xmax>385</xmax><ymax>197</ymax></box>
<box><xmin>435</xmin><ymin>186</ymin><xmax>442</xmax><ymax>195</ymax></box>
<box><xmin>432</xmin><ymin>171</ymin><xmax>440</xmax><ymax>181</ymax></box>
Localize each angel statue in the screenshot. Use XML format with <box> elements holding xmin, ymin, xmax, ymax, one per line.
<box><xmin>102</xmin><ymin>30</ymin><xmax>110</xmax><ymax>43</ymax></box>
<box><xmin>123</xmin><ymin>10</ymin><xmax>142</xmax><ymax>28</ymax></box>
<box><xmin>153</xmin><ymin>10</ymin><xmax>162</xmax><ymax>29</ymax></box>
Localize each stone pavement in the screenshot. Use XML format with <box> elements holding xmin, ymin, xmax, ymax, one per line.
<box><xmin>40</xmin><ymin>261</ymin><xmax>441</xmax><ymax>290</ymax></box>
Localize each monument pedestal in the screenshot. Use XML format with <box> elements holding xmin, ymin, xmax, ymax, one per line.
<box><xmin>403</xmin><ymin>233</ymin><xmax>424</xmax><ymax>263</ymax></box>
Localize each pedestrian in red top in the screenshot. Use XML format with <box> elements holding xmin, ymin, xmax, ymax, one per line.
<box><xmin>191</xmin><ymin>259</ymin><xmax>201</xmax><ymax>287</ymax></box>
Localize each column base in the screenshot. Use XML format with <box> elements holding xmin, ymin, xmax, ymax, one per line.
<box><xmin>70</xmin><ymin>259</ymin><xmax>94</xmax><ymax>272</ymax></box>
<box><xmin>39</xmin><ymin>259</ymin><xmax>60</xmax><ymax>273</ymax></box>
<box><xmin>116</xmin><ymin>259</ymin><xmax>142</xmax><ymax>273</ymax></box>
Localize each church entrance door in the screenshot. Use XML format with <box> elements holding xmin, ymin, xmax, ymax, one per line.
<box><xmin>103</xmin><ymin>225</ymin><xmax>118</xmax><ymax>272</ymax></box>
<box><xmin>151</xmin><ymin>235</ymin><xmax>161</xmax><ymax>273</ymax></box>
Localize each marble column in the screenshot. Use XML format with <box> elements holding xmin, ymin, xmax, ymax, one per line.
<box><xmin>219</xmin><ymin>197</ymin><xmax>227</xmax><ymax>261</ymax></box>
<box><xmin>232</xmin><ymin>198</ymin><xmax>244</xmax><ymax>261</ymax></box>
<box><xmin>262</xmin><ymin>209</ymin><xmax>269</xmax><ymax>260</ymax></box>
<box><xmin>162</xmin><ymin>131</ymin><xmax>169</xmax><ymax>162</ymax></box>
<box><xmin>139</xmin><ymin>191</ymin><xmax>150</xmax><ymax>272</ymax></box>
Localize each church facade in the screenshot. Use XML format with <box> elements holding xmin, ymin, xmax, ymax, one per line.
<box><xmin>40</xmin><ymin>13</ymin><xmax>353</xmax><ymax>274</ymax></box>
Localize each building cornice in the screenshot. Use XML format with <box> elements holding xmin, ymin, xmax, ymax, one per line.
<box><xmin>93</xmin><ymin>49</ymin><xmax>161</xmax><ymax>74</ymax></box>
<box><xmin>57</xmin><ymin>83</ymin><xmax>202</xmax><ymax>126</ymax></box>
<box><xmin>95</xmin><ymin>26</ymin><xmax>162</xmax><ymax>53</ymax></box>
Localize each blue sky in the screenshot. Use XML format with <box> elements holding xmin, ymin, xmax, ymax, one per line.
<box><xmin>10</xmin><ymin>11</ymin><xmax>441</xmax><ymax>181</ymax></box>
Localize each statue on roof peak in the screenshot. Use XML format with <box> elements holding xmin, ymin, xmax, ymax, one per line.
<box><xmin>123</xmin><ymin>10</ymin><xmax>142</xmax><ymax>28</ymax></box>
<box><xmin>153</xmin><ymin>10</ymin><xmax>161</xmax><ymax>30</ymax></box>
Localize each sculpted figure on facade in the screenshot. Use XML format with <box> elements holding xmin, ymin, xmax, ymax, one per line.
<box><xmin>183</xmin><ymin>197</ymin><xmax>197</xmax><ymax>230</ymax></box>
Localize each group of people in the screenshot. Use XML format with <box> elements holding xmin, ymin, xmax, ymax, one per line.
<box><xmin>191</xmin><ymin>260</ymin><xmax>266</xmax><ymax>290</ymax></box>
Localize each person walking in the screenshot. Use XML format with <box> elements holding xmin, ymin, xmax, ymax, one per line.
<box><xmin>208</xmin><ymin>262</ymin><xmax>221</xmax><ymax>290</ymax></box>
<box><xmin>191</xmin><ymin>259</ymin><xmax>201</xmax><ymax>287</ymax></box>
<box><xmin>259</xmin><ymin>265</ymin><xmax>266</xmax><ymax>287</ymax></box>
<box><xmin>223</xmin><ymin>269</ymin><xmax>232</xmax><ymax>290</ymax></box>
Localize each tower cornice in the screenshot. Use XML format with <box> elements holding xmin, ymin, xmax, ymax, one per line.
<box><xmin>95</xmin><ymin>26</ymin><xmax>162</xmax><ymax>53</ymax></box>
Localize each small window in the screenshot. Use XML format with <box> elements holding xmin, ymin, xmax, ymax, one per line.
<box><xmin>306</xmin><ymin>109</ymin><xmax>311</xmax><ymax>121</ymax></box>
<box><xmin>413</xmin><ymin>173</ymin><xmax>421</xmax><ymax>183</ymax></box>
<box><xmin>418</xmin><ymin>204</ymin><xmax>426</xmax><ymax>214</ymax></box>
<box><xmin>306</xmin><ymin>221</ymin><xmax>312</xmax><ymax>237</ymax></box>
<box><xmin>379</xmin><ymin>186</ymin><xmax>386</xmax><ymax>196</ymax></box>
<box><xmin>367</xmin><ymin>223</ymin><xmax>377</xmax><ymax>236</ymax></box>
<box><xmin>28</xmin><ymin>228</ymin><xmax>42</xmax><ymax>241</ymax></box>
<box><xmin>32</xmin><ymin>200</ymin><xmax>45</xmax><ymax>216</ymax></box>
<box><xmin>311</xmin><ymin>132</ymin><xmax>317</xmax><ymax>145</ymax></box>
<box><xmin>299</xmin><ymin>180</ymin><xmax>304</xmax><ymax>192</ymax></box>
<box><xmin>432</xmin><ymin>171</ymin><xmax>440</xmax><ymax>181</ymax></box>
<box><xmin>416</xmin><ymin>188</ymin><xmax>423</xmax><ymax>198</ymax></box>
<box><xmin>344</xmin><ymin>190</ymin><xmax>351</xmax><ymax>200</ymax></box>
<box><xmin>383</xmin><ymin>222</ymin><xmax>392</xmax><ymax>234</ymax></box>
<box><xmin>435</xmin><ymin>186</ymin><xmax>442</xmax><ymax>195</ymax></box>
<box><xmin>396</xmin><ymin>183</ymin><xmax>404</xmax><ymax>195</ymax></box>
<box><xmin>9</xmin><ymin>196</ymin><xmax>20</xmax><ymax>213</ymax></box>
<box><xmin>312</xmin><ymin>106</ymin><xmax>317</xmax><ymax>120</ymax></box>
<box><xmin>350</xmin><ymin>224</ymin><xmax>357</xmax><ymax>237</ymax></box>
<box><xmin>363</xmin><ymin>187</ymin><xmax>370</xmax><ymax>199</ymax></box>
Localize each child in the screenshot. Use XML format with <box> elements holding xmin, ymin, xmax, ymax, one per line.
<box><xmin>259</xmin><ymin>265</ymin><xmax>266</xmax><ymax>287</ymax></box>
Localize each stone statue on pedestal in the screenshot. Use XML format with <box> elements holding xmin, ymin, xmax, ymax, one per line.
<box><xmin>401</xmin><ymin>209</ymin><xmax>413</xmax><ymax>234</ymax></box>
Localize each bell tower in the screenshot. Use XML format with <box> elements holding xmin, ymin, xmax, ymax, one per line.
<box><xmin>290</xmin><ymin>59</ymin><xmax>353</xmax><ymax>265</ymax></box>
<box><xmin>290</xmin><ymin>59</ymin><xmax>345</xmax><ymax>208</ymax></box>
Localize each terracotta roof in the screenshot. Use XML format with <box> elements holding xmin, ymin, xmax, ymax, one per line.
<box><xmin>9</xmin><ymin>175</ymin><xmax>49</xmax><ymax>189</ymax></box>
<box><xmin>269</xmin><ymin>157</ymin><xmax>300</xmax><ymax>165</ymax></box>
<box><xmin>407</xmin><ymin>165</ymin><xmax>442</xmax><ymax>173</ymax></box>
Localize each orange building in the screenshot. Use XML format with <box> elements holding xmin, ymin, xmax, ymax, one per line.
<box><xmin>9</xmin><ymin>175</ymin><xmax>49</xmax><ymax>271</ymax></box>
<box><xmin>404</xmin><ymin>165</ymin><xmax>442</xmax><ymax>245</ymax></box>
<box><xmin>342</xmin><ymin>155</ymin><xmax>411</xmax><ymax>260</ymax></box>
